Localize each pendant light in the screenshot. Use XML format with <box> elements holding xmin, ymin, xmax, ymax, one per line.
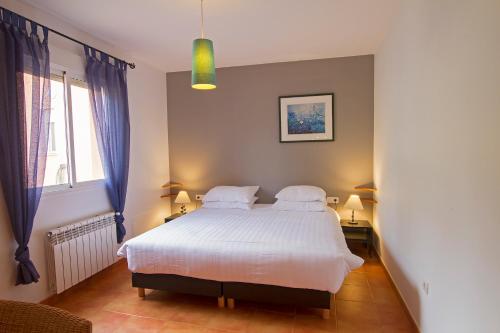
<box><xmin>192</xmin><ymin>0</ymin><xmax>216</xmax><ymax>90</ymax></box>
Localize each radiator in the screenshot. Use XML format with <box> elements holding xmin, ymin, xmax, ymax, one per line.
<box><xmin>46</xmin><ymin>212</ymin><xmax>120</xmax><ymax>293</ymax></box>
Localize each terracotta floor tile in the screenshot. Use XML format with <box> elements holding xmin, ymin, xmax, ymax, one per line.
<box><xmin>89</xmin><ymin>310</ymin><xmax>131</xmax><ymax>333</ymax></box>
<box><xmin>170</xmin><ymin>302</ymin><xmax>220</xmax><ymax>326</ymax></box>
<box><xmin>205</xmin><ymin>307</ymin><xmax>253</xmax><ymax>331</ymax></box>
<box><xmin>204</xmin><ymin>329</ymin><xmax>234</xmax><ymax>333</ymax></box>
<box><xmin>104</xmin><ymin>297</ymin><xmax>144</xmax><ymax>315</ymax></box>
<box><xmin>136</xmin><ymin>299</ymin><xmax>181</xmax><ymax>320</ymax></box>
<box><xmin>47</xmin><ymin>254</ymin><xmax>415</xmax><ymax>333</ymax></box>
<box><xmin>364</xmin><ymin>266</ymin><xmax>387</xmax><ymax>277</ymax></box>
<box><xmin>68</xmin><ymin>306</ymin><xmax>100</xmax><ymax>320</ymax></box>
<box><xmin>371</xmin><ymin>287</ymin><xmax>401</xmax><ymax>306</ymax></box>
<box><xmin>84</xmin><ymin>288</ymin><xmax>126</xmax><ymax>306</ymax></box>
<box><xmin>343</xmin><ymin>272</ymin><xmax>369</xmax><ymax>287</ymax></box>
<box><xmin>336</xmin><ymin>284</ymin><xmax>373</xmax><ymax>302</ymax></box>
<box><xmin>335</xmin><ymin>300</ymin><xmax>380</xmax><ymax>326</ymax></box>
<box><xmin>119</xmin><ymin>315</ymin><xmax>168</xmax><ymax>333</ymax></box>
<box><xmin>104</xmin><ymin>291</ymin><xmax>180</xmax><ymax>320</ymax></box>
<box><xmin>367</xmin><ymin>271</ymin><xmax>393</xmax><ymax>289</ymax></box>
<box><xmin>159</xmin><ymin>321</ymin><xmax>206</xmax><ymax>333</ymax></box>
<box><xmin>336</xmin><ymin>320</ymin><xmax>384</xmax><ymax>333</ymax></box>
<box><xmin>246</xmin><ymin>310</ymin><xmax>294</xmax><ymax>333</ymax></box>
<box><xmin>54</xmin><ymin>293</ymin><xmax>115</xmax><ymax>318</ymax></box>
<box><xmin>294</xmin><ymin>310</ymin><xmax>338</xmax><ymax>332</ymax></box>
<box><xmin>377</xmin><ymin>304</ymin><xmax>414</xmax><ymax>329</ymax></box>
<box><xmin>364</xmin><ymin>263</ymin><xmax>386</xmax><ymax>274</ymax></box>
<box><xmin>293</xmin><ymin>327</ymin><xmax>336</xmax><ymax>333</ymax></box>
<box><xmin>380</xmin><ymin>324</ymin><xmax>417</xmax><ymax>333</ymax></box>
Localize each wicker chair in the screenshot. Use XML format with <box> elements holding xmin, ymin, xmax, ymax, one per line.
<box><xmin>0</xmin><ymin>300</ymin><xmax>92</xmax><ymax>333</ymax></box>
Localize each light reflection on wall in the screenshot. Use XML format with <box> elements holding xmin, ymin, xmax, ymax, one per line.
<box><xmin>167</xmin><ymin>56</ymin><xmax>374</xmax><ymax>221</ymax></box>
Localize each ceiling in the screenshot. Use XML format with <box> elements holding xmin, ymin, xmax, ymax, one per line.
<box><xmin>24</xmin><ymin>0</ymin><xmax>400</xmax><ymax>72</ymax></box>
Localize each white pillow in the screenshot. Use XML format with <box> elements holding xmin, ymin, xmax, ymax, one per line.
<box><xmin>272</xmin><ymin>200</ymin><xmax>327</xmax><ymax>212</ymax></box>
<box><xmin>202</xmin><ymin>186</ymin><xmax>259</xmax><ymax>203</ymax></box>
<box><xmin>275</xmin><ymin>185</ymin><xmax>326</xmax><ymax>202</ymax></box>
<box><xmin>203</xmin><ymin>197</ymin><xmax>258</xmax><ymax>210</ymax></box>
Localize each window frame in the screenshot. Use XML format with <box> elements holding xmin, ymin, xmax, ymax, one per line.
<box><xmin>42</xmin><ymin>65</ymin><xmax>104</xmax><ymax>194</ymax></box>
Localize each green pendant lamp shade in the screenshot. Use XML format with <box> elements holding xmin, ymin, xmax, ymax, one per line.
<box><xmin>192</xmin><ymin>38</ymin><xmax>216</xmax><ymax>90</ymax></box>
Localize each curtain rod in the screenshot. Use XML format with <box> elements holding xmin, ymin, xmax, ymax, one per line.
<box><xmin>0</xmin><ymin>6</ymin><xmax>136</xmax><ymax>69</ymax></box>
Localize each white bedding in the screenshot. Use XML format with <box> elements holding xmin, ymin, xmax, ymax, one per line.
<box><xmin>117</xmin><ymin>204</ymin><xmax>363</xmax><ymax>293</ymax></box>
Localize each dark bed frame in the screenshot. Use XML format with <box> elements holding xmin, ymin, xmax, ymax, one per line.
<box><xmin>132</xmin><ymin>273</ymin><xmax>332</xmax><ymax>319</ymax></box>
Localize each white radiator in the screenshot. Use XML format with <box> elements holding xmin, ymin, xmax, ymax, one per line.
<box><xmin>46</xmin><ymin>212</ymin><xmax>120</xmax><ymax>293</ymax></box>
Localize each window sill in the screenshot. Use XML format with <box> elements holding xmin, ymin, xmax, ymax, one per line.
<box><xmin>42</xmin><ymin>179</ymin><xmax>105</xmax><ymax>198</ymax></box>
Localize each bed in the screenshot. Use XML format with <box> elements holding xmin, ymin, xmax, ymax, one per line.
<box><xmin>117</xmin><ymin>204</ymin><xmax>363</xmax><ymax>317</ymax></box>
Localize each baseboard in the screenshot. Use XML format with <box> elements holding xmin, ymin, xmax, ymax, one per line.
<box><xmin>373</xmin><ymin>250</ymin><xmax>421</xmax><ymax>333</ymax></box>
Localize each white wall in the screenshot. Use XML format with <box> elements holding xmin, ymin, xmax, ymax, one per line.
<box><xmin>0</xmin><ymin>0</ymin><xmax>170</xmax><ymax>302</ymax></box>
<box><xmin>374</xmin><ymin>0</ymin><xmax>500</xmax><ymax>332</ymax></box>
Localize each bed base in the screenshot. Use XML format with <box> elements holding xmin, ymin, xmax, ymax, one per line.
<box><xmin>131</xmin><ymin>273</ymin><xmax>331</xmax><ymax>318</ymax></box>
<box><xmin>132</xmin><ymin>273</ymin><xmax>224</xmax><ymax>307</ymax></box>
<box><xmin>224</xmin><ymin>281</ymin><xmax>331</xmax><ymax>319</ymax></box>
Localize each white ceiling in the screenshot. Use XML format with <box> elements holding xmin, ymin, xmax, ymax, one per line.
<box><xmin>24</xmin><ymin>0</ymin><xmax>400</xmax><ymax>72</ymax></box>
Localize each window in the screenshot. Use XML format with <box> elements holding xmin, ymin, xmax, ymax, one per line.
<box><xmin>44</xmin><ymin>75</ymin><xmax>69</xmax><ymax>187</ymax></box>
<box><xmin>70</xmin><ymin>80</ymin><xmax>104</xmax><ymax>182</ymax></box>
<box><xmin>43</xmin><ymin>71</ymin><xmax>104</xmax><ymax>190</ymax></box>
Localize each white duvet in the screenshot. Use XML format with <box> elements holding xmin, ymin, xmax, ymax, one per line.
<box><xmin>117</xmin><ymin>204</ymin><xmax>363</xmax><ymax>293</ymax></box>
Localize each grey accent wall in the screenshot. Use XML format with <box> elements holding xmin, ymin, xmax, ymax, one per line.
<box><xmin>167</xmin><ymin>55</ymin><xmax>373</xmax><ymax>221</ymax></box>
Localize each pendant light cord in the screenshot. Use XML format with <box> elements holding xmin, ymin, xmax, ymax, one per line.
<box><xmin>200</xmin><ymin>0</ymin><xmax>205</xmax><ymax>38</ymax></box>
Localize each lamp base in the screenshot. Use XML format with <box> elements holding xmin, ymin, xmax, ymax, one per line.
<box><xmin>349</xmin><ymin>210</ymin><xmax>358</xmax><ymax>224</ymax></box>
<box><xmin>180</xmin><ymin>205</ymin><xmax>187</xmax><ymax>215</ymax></box>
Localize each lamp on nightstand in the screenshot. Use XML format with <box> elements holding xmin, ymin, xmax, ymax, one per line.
<box><xmin>175</xmin><ymin>190</ymin><xmax>191</xmax><ymax>215</ymax></box>
<box><xmin>344</xmin><ymin>194</ymin><xmax>364</xmax><ymax>224</ymax></box>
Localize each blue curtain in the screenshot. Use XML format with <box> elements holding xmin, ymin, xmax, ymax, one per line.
<box><xmin>0</xmin><ymin>9</ymin><xmax>51</xmax><ymax>284</ymax></box>
<box><xmin>84</xmin><ymin>46</ymin><xmax>130</xmax><ymax>243</ymax></box>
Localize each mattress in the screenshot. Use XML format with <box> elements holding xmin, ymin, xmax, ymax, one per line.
<box><xmin>117</xmin><ymin>204</ymin><xmax>363</xmax><ymax>293</ymax></box>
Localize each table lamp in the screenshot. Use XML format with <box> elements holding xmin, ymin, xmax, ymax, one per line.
<box><xmin>344</xmin><ymin>194</ymin><xmax>364</xmax><ymax>224</ymax></box>
<box><xmin>175</xmin><ymin>190</ymin><xmax>191</xmax><ymax>215</ymax></box>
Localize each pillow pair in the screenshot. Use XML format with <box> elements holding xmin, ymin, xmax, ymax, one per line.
<box><xmin>273</xmin><ymin>185</ymin><xmax>327</xmax><ymax>212</ymax></box>
<box><xmin>202</xmin><ymin>186</ymin><xmax>259</xmax><ymax>210</ymax></box>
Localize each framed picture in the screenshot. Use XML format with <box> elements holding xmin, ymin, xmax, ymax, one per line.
<box><xmin>279</xmin><ymin>93</ymin><xmax>334</xmax><ymax>142</ymax></box>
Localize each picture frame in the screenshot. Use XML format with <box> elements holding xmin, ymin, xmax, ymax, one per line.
<box><xmin>278</xmin><ymin>93</ymin><xmax>334</xmax><ymax>142</ymax></box>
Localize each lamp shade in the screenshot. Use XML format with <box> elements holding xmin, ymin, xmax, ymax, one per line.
<box><xmin>192</xmin><ymin>38</ymin><xmax>216</xmax><ymax>90</ymax></box>
<box><xmin>344</xmin><ymin>194</ymin><xmax>364</xmax><ymax>211</ymax></box>
<box><xmin>175</xmin><ymin>191</ymin><xmax>191</xmax><ymax>204</ymax></box>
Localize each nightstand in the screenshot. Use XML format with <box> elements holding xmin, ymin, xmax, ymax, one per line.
<box><xmin>340</xmin><ymin>219</ymin><xmax>373</xmax><ymax>256</ymax></box>
<box><xmin>164</xmin><ymin>213</ymin><xmax>182</xmax><ymax>223</ymax></box>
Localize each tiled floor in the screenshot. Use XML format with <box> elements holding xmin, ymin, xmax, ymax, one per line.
<box><xmin>48</xmin><ymin>244</ymin><xmax>417</xmax><ymax>332</ymax></box>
